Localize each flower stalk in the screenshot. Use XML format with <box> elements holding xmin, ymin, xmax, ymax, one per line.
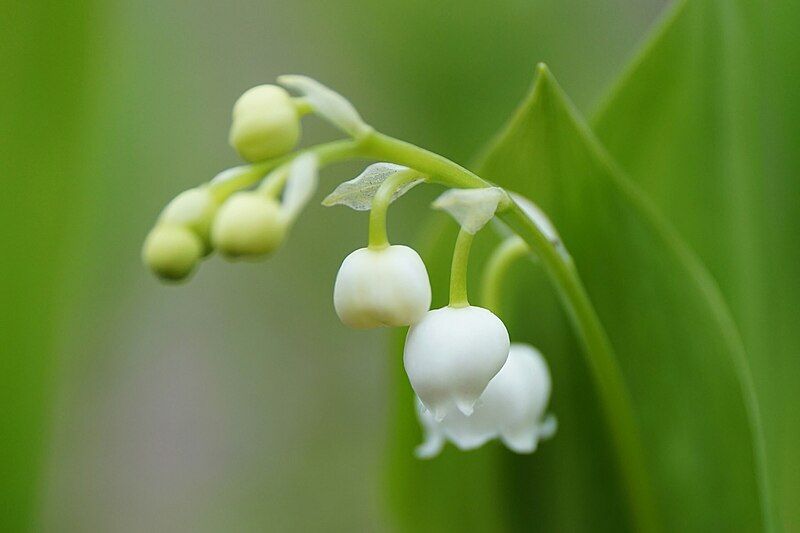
<box><xmin>368</xmin><ymin>169</ymin><xmax>419</xmax><ymax>250</ymax></box>
<box><xmin>448</xmin><ymin>229</ymin><xmax>474</xmax><ymax>308</ymax></box>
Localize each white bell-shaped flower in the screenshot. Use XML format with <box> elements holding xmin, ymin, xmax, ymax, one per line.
<box><xmin>404</xmin><ymin>305</ymin><xmax>510</xmax><ymax>419</ymax></box>
<box><xmin>229</xmin><ymin>85</ymin><xmax>301</xmax><ymax>162</ymax></box>
<box><xmin>334</xmin><ymin>245</ymin><xmax>431</xmax><ymax>328</ymax></box>
<box><xmin>415</xmin><ymin>343</ymin><xmax>557</xmax><ymax>458</ymax></box>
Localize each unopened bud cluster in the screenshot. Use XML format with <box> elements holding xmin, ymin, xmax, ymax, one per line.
<box><xmin>143</xmin><ymin>76</ymin><xmax>556</xmax><ymax>458</ymax></box>
<box><xmin>143</xmin><ymin>84</ymin><xmax>315</xmax><ymax>281</ymax></box>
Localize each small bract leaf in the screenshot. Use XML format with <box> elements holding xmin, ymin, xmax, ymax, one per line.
<box><xmin>277</xmin><ymin>75</ymin><xmax>370</xmax><ymax>137</ymax></box>
<box><xmin>432</xmin><ymin>187</ymin><xmax>505</xmax><ymax>234</ymax></box>
<box><xmin>281</xmin><ymin>153</ymin><xmax>319</xmax><ymax>220</ymax></box>
<box><xmin>322</xmin><ymin>163</ymin><xmax>423</xmax><ymax>211</ymax></box>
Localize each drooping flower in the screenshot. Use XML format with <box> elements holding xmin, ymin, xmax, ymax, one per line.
<box><xmin>404</xmin><ymin>305</ymin><xmax>510</xmax><ymax>419</ymax></box>
<box><xmin>229</xmin><ymin>85</ymin><xmax>301</xmax><ymax>162</ymax></box>
<box><xmin>415</xmin><ymin>343</ymin><xmax>557</xmax><ymax>458</ymax></box>
<box><xmin>334</xmin><ymin>245</ymin><xmax>431</xmax><ymax>328</ymax></box>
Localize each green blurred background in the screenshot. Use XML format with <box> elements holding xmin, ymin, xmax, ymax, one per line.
<box><xmin>19</xmin><ymin>0</ymin><xmax>793</xmax><ymax>530</ymax></box>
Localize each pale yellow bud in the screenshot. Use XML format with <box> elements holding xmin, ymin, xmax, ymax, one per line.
<box><xmin>211</xmin><ymin>192</ymin><xmax>287</xmax><ymax>258</ymax></box>
<box><xmin>159</xmin><ymin>187</ymin><xmax>219</xmax><ymax>249</ymax></box>
<box><xmin>229</xmin><ymin>85</ymin><xmax>301</xmax><ymax>162</ymax></box>
<box><xmin>142</xmin><ymin>225</ymin><xmax>203</xmax><ymax>281</ymax></box>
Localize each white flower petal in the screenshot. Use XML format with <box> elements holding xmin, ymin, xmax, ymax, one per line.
<box><xmin>537</xmin><ymin>413</ymin><xmax>558</xmax><ymax>440</ymax></box>
<box><xmin>414</xmin><ymin>399</ymin><xmax>446</xmax><ymax>459</ymax></box>
<box><xmin>500</xmin><ymin>426</ymin><xmax>540</xmax><ymax>454</ymax></box>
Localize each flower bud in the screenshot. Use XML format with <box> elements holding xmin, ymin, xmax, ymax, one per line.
<box><xmin>142</xmin><ymin>224</ymin><xmax>203</xmax><ymax>281</ymax></box>
<box><xmin>334</xmin><ymin>245</ymin><xmax>431</xmax><ymax>329</ymax></box>
<box><xmin>159</xmin><ymin>187</ymin><xmax>219</xmax><ymax>249</ymax></box>
<box><xmin>404</xmin><ymin>305</ymin><xmax>510</xmax><ymax>419</ymax></box>
<box><xmin>211</xmin><ymin>192</ymin><xmax>287</xmax><ymax>258</ymax></box>
<box><xmin>229</xmin><ymin>85</ymin><xmax>301</xmax><ymax>162</ymax></box>
<box><xmin>415</xmin><ymin>343</ymin><xmax>556</xmax><ymax>458</ymax></box>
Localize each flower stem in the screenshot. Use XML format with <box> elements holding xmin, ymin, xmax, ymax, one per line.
<box><xmin>481</xmin><ymin>235</ymin><xmax>529</xmax><ymax>315</ymax></box>
<box><xmin>448</xmin><ymin>229</ymin><xmax>474</xmax><ymax>308</ymax></box>
<box><xmin>368</xmin><ymin>170</ymin><xmax>420</xmax><ymax>250</ymax></box>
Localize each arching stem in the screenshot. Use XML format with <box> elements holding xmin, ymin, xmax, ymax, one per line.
<box><xmin>449</xmin><ymin>229</ymin><xmax>475</xmax><ymax>308</ymax></box>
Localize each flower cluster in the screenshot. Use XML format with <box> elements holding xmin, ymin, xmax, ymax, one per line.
<box><xmin>142</xmin><ymin>76</ymin><xmax>557</xmax><ymax>457</ymax></box>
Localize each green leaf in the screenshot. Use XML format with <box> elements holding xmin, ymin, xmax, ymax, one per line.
<box><xmin>0</xmin><ymin>1</ymin><xmax>93</xmax><ymax>529</ymax></box>
<box><xmin>592</xmin><ymin>0</ymin><xmax>795</xmax><ymax>527</ymax></box>
<box><xmin>487</xmin><ymin>64</ymin><xmax>770</xmax><ymax>530</ymax></box>
<box><xmin>387</xmin><ymin>65</ymin><xmax>770</xmax><ymax>531</ymax></box>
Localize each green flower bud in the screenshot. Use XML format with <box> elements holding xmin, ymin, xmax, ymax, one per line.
<box><xmin>211</xmin><ymin>192</ymin><xmax>287</xmax><ymax>258</ymax></box>
<box><xmin>159</xmin><ymin>187</ymin><xmax>219</xmax><ymax>250</ymax></box>
<box><xmin>229</xmin><ymin>85</ymin><xmax>301</xmax><ymax>162</ymax></box>
<box><xmin>142</xmin><ymin>224</ymin><xmax>203</xmax><ymax>281</ymax></box>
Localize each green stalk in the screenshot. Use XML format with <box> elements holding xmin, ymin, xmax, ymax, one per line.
<box><xmin>448</xmin><ymin>229</ymin><xmax>474</xmax><ymax>308</ymax></box>
<box><xmin>368</xmin><ymin>170</ymin><xmax>419</xmax><ymax>250</ymax></box>
<box><xmin>481</xmin><ymin>236</ymin><xmax>529</xmax><ymax>314</ymax></box>
<box><xmin>208</xmin><ymin>139</ymin><xmax>362</xmax><ymax>201</ymax></box>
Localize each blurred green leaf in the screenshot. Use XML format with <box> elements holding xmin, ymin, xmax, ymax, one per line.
<box><xmin>0</xmin><ymin>1</ymin><xmax>92</xmax><ymax>530</ymax></box>
<box><xmin>592</xmin><ymin>0</ymin><xmax>795</xmax><ymax>527</ymax></box>
<box><xmin>388</xmin><ymin>63</ymin><xmax>770</xmax><ymax>530</ymax></box>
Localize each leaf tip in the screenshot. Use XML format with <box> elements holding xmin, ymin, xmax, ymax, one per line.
<box><xmin>535</xmin><ymin>62</ymin><xmax>550</xmax><ymax>76</ymax></box>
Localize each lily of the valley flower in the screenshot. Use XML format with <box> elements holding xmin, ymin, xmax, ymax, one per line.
<box><xmin>229</xmin><ymin>85</ymin><xmax>301</xmax><ymax>162</ymax></box>
<box><xmin>334</xmin><ymin>245</ymin><xmax>431</xmax><ymax>328</ymax></box>
<box><xmin>404</xmin><ymin>305</ymin><xmax>510</xmax><ymax>419</ymax></box>
<box><xmin>415</xmin><ymin>343</ymin><xmax>557</xmax><ymax>458</ymax></box>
